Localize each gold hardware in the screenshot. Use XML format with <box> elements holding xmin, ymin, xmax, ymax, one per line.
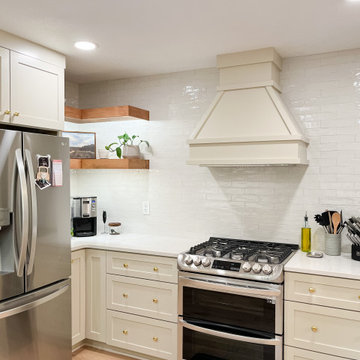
<box><xmin>153</xmin><ymin>337</ymin><xmax>158</xmax><ymax>342</ymax></box>
<box><xmin>71</xmin><ymin>260</ymin><xmax>74</xmax><ymax>264</ymax></box>
<box><xmin>358</xmin><ymin>295</ymin><xmax>360</xmax><ymax>300</ymax></box>
<box><xmin>4</xmin><ymin>110</ymin><xmax>10</xmax><ymax>115</ymax></box>
<box><xmin>123</xmin><ymin>330</ymin><xmax>128</xmax><ymax>335</ymax></box>
<box><xmin>153</xmin><ymin>298</ymin><xmax>158</xmax><ymax>303</ymax></box>
<box><xmin>123</xmin><ymin>264</ymin><xmax>128</xmax><ymax>268</ymax></box>
<box><xmin>13</xmin><ymin>112</ymin><xmax>20</xmax><ymax>116</ymax></box>
<box><xmin>153</xmin><ymin>267</ymin><xmax>159</xmax><ymax>272</ymax></box>
<box><xmin>123</xmin><ymin>293</ymin><xmax>128</xmax><ymax>298</ymax></box>
<box><xmin>311</xmin><ymin>326</ymin><xmax>318</xmax><ymax>333</ymax></box>
<box><xmin>309</xmin><ymin>287</ymin><xmax>316</xmax><ymax>294</ymax></box>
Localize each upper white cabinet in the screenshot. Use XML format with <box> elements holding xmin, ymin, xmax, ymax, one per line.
<box><xmin>0</xmin><ymin>30</ymin><xmax>65</xmax><ymax>131</ymax></box>
<box><xmin>10</xmin><ymin>52</ymin><xmax>64</xmax><ymax>130</ymax></box>
<box><xmin>0</xmin><ymin>47</ymin><xmax>10</xmax><ymax>123</ymax></box>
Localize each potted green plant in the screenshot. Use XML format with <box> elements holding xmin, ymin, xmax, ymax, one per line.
<box><xmin>105</xmin><ymin>133</ymin><xmax>150</xmax><ymax>159</ymax></box>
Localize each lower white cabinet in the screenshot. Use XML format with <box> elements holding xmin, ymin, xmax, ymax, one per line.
<box><xmin>285</xmin><ymin>346</ymin><xmax>347</xmax><ymax>360</ymax></box>
<box><xmin>71</xmin><ymin>250</ymin><xmax>85</xmax><ymax>346</ymax></box>
<box><xmin>107</xmin><ymin>274</ymin><xmax>178</xmax><ymax>322</ymax></box>
<box><xmin>86</xmin><ymin>249</ymin><xmax>107</xmax><ymax>342</ymax></box>
<box><xmin>107</xmin><ymin>310</ymin><xmax>177</xmax><ymax>360</ymax></box>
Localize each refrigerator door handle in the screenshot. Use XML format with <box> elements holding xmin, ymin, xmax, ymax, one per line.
<box><xmin>13</xmin><ymin>149</ymin><xmax>29</xmax><ymax>277</ymax></box>
<box><xmin>0</xmin><ymin>283</ymin><xmax>69</xmax><ymax>320</ymax></box>
<box><xmin>25</xmin><ymin>149</ymin><xmax>38</xmax><ymax>276</ymax></box>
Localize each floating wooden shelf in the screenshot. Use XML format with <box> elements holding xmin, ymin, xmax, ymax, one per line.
<box><xmin>70</xmin><ymin>158</ymin><xmax>149</xmax><ymax>170</ymax></box>
<box><xmin>65</xmin><ymin>105</ymin><xmax>149</xmax><ymax>123</ymax></box>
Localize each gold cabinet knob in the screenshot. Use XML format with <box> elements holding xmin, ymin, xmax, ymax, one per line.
<box><xmin>123</xmin><ymin>264</ymin><xmax>128</xmax><ymax>268</ymax></box>
<box><xmin>152</xmin><ymin>298</ymin><xmax>158</xmax><ymax>303</ymax></box>
<box><xmin>153</xmin><ymin>337</ymin><xmax>158</xmax><ymax>342</ymax></box>
<box><xmin>123</xmin><ymin>330</ymin><xmax>128</xmax><ymax>335</ymax></box>
<box><xmin>123</xmin><ymin>293</ymin><xmax>128</xmax><ymax>298</ymax></box>
<box><xmin>71</xmin><ymin>259</ymin><xmax>74</xmax><ymax>264</ymax></box>
<box><xmin>309</xmin><ymin>287</ymin><xmax>316</xmax><ymax>294</ymax></box>
<box><xmin>13</xmin><ymin>112</ymin><xmax>20</xmax><ymax>116</ymax></box>
<box><xmin>4</xmin><ymin>110</ymin><xmax>10</xmax><ymax>115</ymax></box>
<box><xmin>311</xmin><ymin>326</ymin><xmax>318</xmax><ymax>333</ymax></box>
<box><xmin>358</xmin><ymin>295</ymin><xmax>360</xmax><ymax>300</ymax></box>
<box><xmin>153</xmin><ymin>267</ymin><xmax>159</xmax><ymax>272</ymax></box>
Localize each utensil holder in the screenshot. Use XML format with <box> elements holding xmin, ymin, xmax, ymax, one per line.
<box><xmin>352</xmin><ymin>244</ymin><xmax>360</xmax><ymax>261</ymax></box>
<box><xmin>325</xmin><ymin>233</ymin><xmax>341</xmax><ymax>256</ymax></box>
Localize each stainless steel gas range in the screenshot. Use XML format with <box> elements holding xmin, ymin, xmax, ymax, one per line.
<box><xmin>177</xmin><ymin>237</ymin><xmax>298</xmax><ymax>360</ymax></box>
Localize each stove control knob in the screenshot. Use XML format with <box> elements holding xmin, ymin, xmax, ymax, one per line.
<box><xmin>202</xmin><ymin>258</ymin><xmax>211</xmax><ymax>267</ymax></box>
<box><xmin>184</xmin><ymin>256</ymin><xmax>193</xmax><ymax>265</ymax></box>
<box><xmin>242</xmin><ymin>262</ymin><xmax>252</xmax><ymax>272</ymax></box>
<box><xmin>252</xmin><ymin>263</ymin><xmax>262</xmax><ymax>274</ymax></box>
<box><xmin>193</xmin><ymin>256</ymin><xmax>202</xmax><ymax>266</ymax></box>
<box><xmin>262</xmin><ymin>264</ymin><xmax>273</xmax><ymax>275</ymax></box>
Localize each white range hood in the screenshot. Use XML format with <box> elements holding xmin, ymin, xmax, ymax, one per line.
<box><xmin>187</xmin><ymin>48</ymin><xmax>309</xmax><ymax>166</ymax></box>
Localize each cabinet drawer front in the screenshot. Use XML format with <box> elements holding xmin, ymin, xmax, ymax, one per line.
<box><xmin>285</xmin><ymin>346</ymin><xmax>346</xmax><ymax>360</ymax></box>
<box><xmin>107</xmin><ymin>252</ymin><xmax>178</xmax><ymax>283</ymax></box>
<box><xmin>106</xmin><ymin>310</ymin><xmax>177</xmax><ymax>360</ymax></box>
<box><xmin>285</xmin><ymin>272</ymin><xmax>360</xmax><ymax>311</ymax></box>
<box><xmin>285</xmin><ymin>301</ymin><xmax>360</xmax><ymax>359</ymax></box>
<box><xmin>107</xmin><ymin>275</ymin><xmax>177</xmax><ymax>322</ymax></box>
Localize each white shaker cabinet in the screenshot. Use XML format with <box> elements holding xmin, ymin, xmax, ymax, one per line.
<box><xmin>0</xmin><ymin>47</ymin><xmax>10</xmax><ymax>123</ymax></box>
<box><xmin>10</xmin><ymin>52</ymin><xmax>64</xmax><ymax>130</ymax></box>
<box><xmin>71</xmin><ymin>250</ymin><xmax>86</xmax><ymax>346</ymax></box>
<box><xmin>86</xmin><ymin>249</ymin><xmax>107</xmax><ymax>343</ymax></box>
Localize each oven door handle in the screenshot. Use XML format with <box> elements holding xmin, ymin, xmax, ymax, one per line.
<box><xmin>179</xmin><ymin>319</ymin><xmax>281</xmax><ymax>346</ymax></box>
<box><xmin>179</xmin><ymin>276</ymin><xmax>281</xmax><ymax>299</ymax></box>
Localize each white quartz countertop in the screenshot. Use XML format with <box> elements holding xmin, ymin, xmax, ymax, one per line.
<box><xmin>71</xmin><ymin>233</ymin><xmax>197</xmax><ymax>258</ymax></box>
<box><xmin>285</xmin><ymin>250</ymin><xmax>360</xmax><ymax>280</ymax></box>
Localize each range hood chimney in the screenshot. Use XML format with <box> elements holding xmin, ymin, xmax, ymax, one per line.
<box><xmin>187</xmin><ymin>48</ymin><xmax>309</xmax><ymax>166</ymax></box>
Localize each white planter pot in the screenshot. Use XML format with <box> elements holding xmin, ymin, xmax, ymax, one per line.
<box><xmin>123</xmin><ymin>145</ymin><xmax>140</xmax><ymax>159</ymax></box>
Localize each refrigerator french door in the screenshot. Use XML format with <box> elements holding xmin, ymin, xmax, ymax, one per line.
<box><xmin>0</xmin><ymin>128</ymin><xmax>71</xmax><ymax>359</ymax></box>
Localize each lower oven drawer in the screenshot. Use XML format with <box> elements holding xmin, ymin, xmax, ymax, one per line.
<box><xmin>179</xmin><ymin>319</ymin><xmax>282</xmax><ymax>360</ymax></box>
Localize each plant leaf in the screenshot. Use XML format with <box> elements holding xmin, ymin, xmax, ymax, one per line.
<box><xmin>116</xmin><ymin>146</ymin><xmax>122</xmax><ymax>159</ymax></box>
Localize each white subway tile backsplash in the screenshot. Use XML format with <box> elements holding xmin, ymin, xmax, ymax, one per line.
<box><xmin>65</xmin><ymin>49</ymin><xmax>360</xmax><ymax>249</ymax></box>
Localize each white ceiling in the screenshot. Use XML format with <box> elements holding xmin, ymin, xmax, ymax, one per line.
<box><xmin>1</xmin><ymin>0</ymin><xmax>360</xmax><ymax>83</ymax></box>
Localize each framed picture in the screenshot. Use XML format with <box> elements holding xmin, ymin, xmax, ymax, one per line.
<box><xmin>62</xmin><ymin>131</ymin><xmax>96</xmax><ymax>159</ymax></box>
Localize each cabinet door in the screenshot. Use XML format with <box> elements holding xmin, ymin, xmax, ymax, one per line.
<box><xmin>10</xmin><ymin>51</ymin><xmax>64</xmax><ymax>130</ymax></box>
<box><xmin>285</xmin><ymin>301</ymin><xmax>360</xmax><ymax>359</ymax></box>
<box><xmin>0</xmin><ymin>47</ymin><xmax>10</xmax><ymax>123</ymax></box>
<box><xmin>71</xmin><ymin>250</ymin><xmax>85</xmax><ymax>346</ymax></box>
<box><xmin>86</xmin><ymin>249</ymin><xmax>106</xmax><ymax>342</ymax></box>
<box><xmin>285</xmin><ymin>346</ymin><xmax>347</xmax><ymax>360</ymax></box>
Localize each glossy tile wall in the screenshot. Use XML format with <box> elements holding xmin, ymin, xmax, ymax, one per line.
<box><xmin>65</xmin><ymin>49</ymin><xmax>360</xmax><ymax>249</ymax></box>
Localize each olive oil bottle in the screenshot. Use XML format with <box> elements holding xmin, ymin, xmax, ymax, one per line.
<box><xmin>301</xmin><ymin>212</ymin><xmax>311</xmax><ymax>252</ymax></box>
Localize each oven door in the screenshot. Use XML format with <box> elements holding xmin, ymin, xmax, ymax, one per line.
<box><xmin>179</xmin><ymin>272</ymin><xmax>283</xmax><ymax>335</ymax></box>
<box><xmin>179</xmin><ymin>318</ymin><xmax>282</xmax><ymax>360</ymax></box>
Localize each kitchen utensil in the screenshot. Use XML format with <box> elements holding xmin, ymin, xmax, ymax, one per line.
<box><xmin>306</xmin><ymin>251</ymin><xmax>324</xmax><ymax>258</ymax></box>
<box><xmin>102</xmin><ymin>210</ymin><xmax>107</xmax><ymax>234</ymax></box>
<box><xmin>332</xmin><ymin>212</ymin><xmax>341</xmax><ymax>234</ymax></box>
<box><xmin>328</xmin><ymin>211</ymin><xmax>333</xmax><ymax>234</ymax></box>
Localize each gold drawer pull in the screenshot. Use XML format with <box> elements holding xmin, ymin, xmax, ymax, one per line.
<box><xmin>4</xmin><ymin>110</ymin><xmax>10</xmax><ymax>115</ymax></box>
<box><xmin>358</xmin><ymin>295</ymin><xmax>360</xmax><ymax>300</ymax></box>
<box><xmin>123</xmin><ymin>330</ymin><xmax>128</xmax><ymax>335</ymax></box>
<box><xmin>123</xmin><ymin>293</ymin><xmax>128</xmax><ymax>298</ymax></box>
<box><xmin>153</xmin><ymin>337</ymin><xmax>158</xmax><ymax>342</ymax></box>
<box><xmin>71</xmin><ymin>259</ymin><xmax>74</xmax><ymax>264</ymax></box>
<box><xmin>13</xmin><ymin>112</ymin><xmax>20</xmax><ymax>116</ymax></box>
<box><xmin>309</xmin><ymin>287</ymin><xmax>316</xmax><ymax>294</ymax></box>
<box><xmin>153</xmin><ymin>266</ymin><xmax>159</xmax><ymax>272</ymax></box>
<box><xmin>311</xmin><ymin>326</ymin><xmax>318</xmax><ymax>333</ymax></box>
<box><xmin>123</xmin><ymin>264</ymin><xmax>128</xmax><ymax>268</ymax></box>
<box><xmin>153</xmin><ymin>298</ymin><xmax>158</xmax><ymax>303</ymax></box>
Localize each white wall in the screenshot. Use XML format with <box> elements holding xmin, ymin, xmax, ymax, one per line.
<box><xmin>65</xmin><ymin>49</ymin><xmax>360</xmax><ymax>250</ymax></box>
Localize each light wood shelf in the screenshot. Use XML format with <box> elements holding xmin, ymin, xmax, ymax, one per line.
<box><xmin>70</xmin><ymin>158</ymin><xmax>149</xmax><ymax>170</ymax></box>
<box><xmin>65</xmin><ymin>105</ymin><xmax>149</xmax><ymax>123</ymax></box>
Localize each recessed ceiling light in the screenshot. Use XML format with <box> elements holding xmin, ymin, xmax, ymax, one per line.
<box><xmin>74</xmin><ymin>41</ymin><xmax>97</xmax><ymax>51</ymax></box>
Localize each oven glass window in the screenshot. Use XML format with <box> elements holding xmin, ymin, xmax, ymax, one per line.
<box><xmin>183</xmin><ymin>328</ymin><xmax>276</xmax><ymax>360</ymax></box>
<box><xmin>183</xmin><ymin>287</ymin><xmax>275</xmax><ymax>334</ymax></box>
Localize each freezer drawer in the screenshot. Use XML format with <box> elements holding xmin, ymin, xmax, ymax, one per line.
<box><xmin>0</xmin><ymin>279</ymin><xmax>71</xmax><ymax>360</ymax></box>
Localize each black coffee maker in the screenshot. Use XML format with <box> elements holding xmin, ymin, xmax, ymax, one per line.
<box><xmin>71</xmin><ymin>197</ymin><xmax>97</xmax><ymax>237</ymax></box>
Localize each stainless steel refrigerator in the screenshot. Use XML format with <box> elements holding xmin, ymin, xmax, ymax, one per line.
<box><xmin>0</xmin><ymin>128</ymin><xmax>71</xmax><ymax>359</ymax></box>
